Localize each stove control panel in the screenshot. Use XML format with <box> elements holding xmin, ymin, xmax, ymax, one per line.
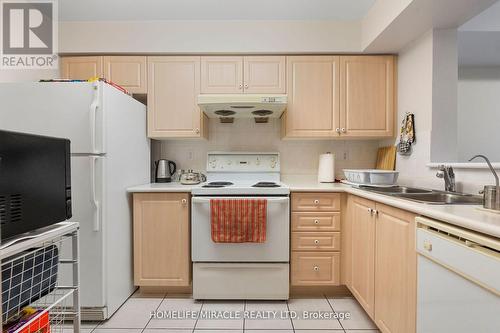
<box><xmin>207</xmin><ymin>152</ymin><xmax>280</xmax><ymax>172</ymax></box>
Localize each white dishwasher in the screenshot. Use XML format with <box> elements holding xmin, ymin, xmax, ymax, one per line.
<box><xmin>416</xmin><ymin>217</ymin><xmax>500</xmax><ymax>333</ymax></box>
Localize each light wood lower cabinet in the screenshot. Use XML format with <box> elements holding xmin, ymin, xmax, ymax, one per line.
<box><xmin>290</xmin><ymin>192</ymin><xmax>341</xmax><ymax>287</ymax></box>
<box><xmin>345</xmin><ymin>194</ymin><xmax>416</xmax><ymax>333</ymax></box>
<box><xmin>374</xmin><ymin>203</ymin><xmax>416</xmax><ymax>333</ymax></box>
<box><xmin>349</xmin><ymin>196</ymin><xmax>376</xmax><ymax>318</ymax></box>
<box><xmin>133</xmin><ymin>193</ymin><xmax>191</xmax><ymax>287</ymax></box>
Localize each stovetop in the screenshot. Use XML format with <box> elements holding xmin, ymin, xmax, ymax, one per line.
<box><xmin>192</xmin><ymin>180</ymin><xmax>290</xmax><ymax>196</ymax></box>
<box><xmin>192</xmin><ymin>152</ymin><xmax>289</xmax><ymax>196</ymax></box>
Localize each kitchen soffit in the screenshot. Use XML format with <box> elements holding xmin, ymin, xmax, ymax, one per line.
<box><xmin>59</xmin><ymin>0</ymin><xmax>376</xmax><ymax>21</ymax></box>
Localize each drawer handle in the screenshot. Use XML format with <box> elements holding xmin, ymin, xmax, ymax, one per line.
<box><xmin>313</xmin><ymin>266</ymin><xmax>320</xmax><ymax>271</ymax></box>
<box><xmin>314</xmin><ymin>239</ymin><xmax>320</xmax><ymax>244</ymax></box>
<box><xmin>314</xmin><ymin>219</ymin><xmax>320</xmax><ymax>225</ymax></box>
<box><xmin>423</xmin><ymin>241</ymin><xmax>432</xmax><ymax>252</ymax></box>
<box><xmin>314</xmin><ymin>199</ymin><xmax>320</xmax><ymax>204</ymax></box>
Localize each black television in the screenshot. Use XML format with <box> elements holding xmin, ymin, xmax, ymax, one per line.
<box><xmin>0</xmin><ymin>130</ymin><xmax>72</xmax><ymax>241</ymax></box>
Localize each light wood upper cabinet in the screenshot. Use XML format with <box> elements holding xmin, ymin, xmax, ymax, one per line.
<box><xmin>374</xmin><ymin>204</ymin><xmax>416</xmax><ymax>333</ymax></box>
<box><xmin>340</xmin><ymin>56</ymin><xmax>395</xmax><ymax>137</ymax></box>
<box><xmin>350</xmin><ymin>196</ymin><xmax>376</xmax><ymax>319</ymax></box>
<box><xmin>282</xmin><ymin>56</ymin><xmax>340</xmax><ymax>138</ymax></box>
<box><xmin>147</xmin><ymin>56</ymin><xmax>208</xmax><ymax>139</ymax></box>
<box><xmin>201</xmin><ymin>56</ymin><xmax>286</xmax><ymax>94</ymax></box>
<box><xmin>201</xmin><ymin>56</ymin><xmax>243</xmax><ymax>93</ymax></box>
<box><xmin>243</xmin><ymin>56</ymin><xmax>286</xmax><ymax>93</ymax></box>
<box><xmin>133</xmin><ymin>193</ymin><xmax>190</xmax><ymax>287</ymax></box>
<box><xmin>61</xmin><ymin>56</ymin><xmax>103</xmax><ymax>80</ymax></box>
<box><xmin>103</xmin><ymin>56</ymin><xmax>147</xmax><ymax>94</ymax></box>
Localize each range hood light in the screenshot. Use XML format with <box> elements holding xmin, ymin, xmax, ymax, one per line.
<box><xmin>252</xmin><ymin>110</ymin><xmax>273</xmax><ymax>116</ymax></box>
<box><xmin>231</xmin><ymin>105</ymin><xmax>255</xmax><ymax>109</ymax></box>
<box><xmin>214</xmin><ymin>110</ymin><xmax>236</xmax><ymax>116</ymax></box>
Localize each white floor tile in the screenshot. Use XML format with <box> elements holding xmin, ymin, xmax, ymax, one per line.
<box><xmin>244</xmin><ymin>301</ymin><xmax>293</xmax><ymax>330</ymax></box>
<box><xmin>245</xmin><ymin>330</ymin><xmax>293</xmax><ymax>333</ymax></box>
<box><xmin>147</xmin><ymin>298</ymin><xmax>202</xmax><ymax>329</ymax></box>
<box><xmin>93</xmin><ymin>329</ymin><xmax>142</xmax><ymax>333</ymax></box>
<box><xmin>144</xmin><ymin>329</ymin><xmax>193</xmax><ymax>333</ymax></box>
<box><xmin>98</xmin><ymin>298</ymin><xmax>162</xmax><ymax>329</ymax></box>
<box><xmin>294</xmin><ymin>330</ymin><xmax>344</xmax><ymax>333</ymax></box>
<box><xmin>194</xmin><ymin>331</ymin><xmax>242</xmax><ymax>333</ymax></box>
<box><xmin>345</xmin><ymin>330</ymin><xmax>380</xmax><ymax>333</ymax></box>
<box><xmin>288</xmin><ymin>298</ymin><xmax>343</xmax><ymax>330</ymax></box>
<box><xmin>195</xmin><ymin>301</ymin><xmax>245</xmax><ymax>330</ymax></box>
<box><xmin>328</xmin><ymin>297</ymin><xmax>377</xmax><ymax>330</ymax></box>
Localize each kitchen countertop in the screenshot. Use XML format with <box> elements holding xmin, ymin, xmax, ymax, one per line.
<box><xmin>127</xmin><ymin>177</ymin><xmax>500</xmax><ymax>239</ymax></box>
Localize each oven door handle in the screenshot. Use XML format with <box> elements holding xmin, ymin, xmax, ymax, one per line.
<box><xmin>191</xmin><ymin>197</ymin><xmax>289</xmax><ymax>204</ymax></box>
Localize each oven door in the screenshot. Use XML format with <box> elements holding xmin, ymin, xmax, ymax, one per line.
<box><xmin>191</xmin><ymin>196</ymin><xmax>289</xmax><ymax>262</ymax></box>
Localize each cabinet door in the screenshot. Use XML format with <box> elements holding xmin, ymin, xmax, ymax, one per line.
<box><xmin>243</xmin><ymin>56</ymin><xmax>286</xmax><ymax>93</ymax></box>
<box><xmin>201</xmin><ymin>56</ymin><xmax>243</xmax><ymax>93</ymax></box>
<box><xmin>61</xmin><ymin>56</ymin><xmax>103</xmax><ymax>80</ymax></box>
<box><xmin>375</xmin><ymin>204</ymin><xmax>416</xmax><ymax>333</ymax></box>
<box><xmin>148</xmin><ymin>56</ymin><xmax>206</xmax><ymax>139</ymax></box>
<box><xmin>350</xmin><ymin>196</ymin><xmax>376</xmax><ymax>319</ymax></box>
<box><xmin>103</xmin><ymin>56</ymin><xmax>147</xmax><ymax>94</ymax></box>
<box><xmin>133</xmin><ymin>193</ymin><xmax>190</xmax><ymax>286</ymax></box>
<box><xmin>283</xmin><ymin>56</ymin><xmax>340</xmax><ymax>138</ymax></box>
<box><xmin>340</xmin><ymin>56</ymin><xmax>395</xmax><ymax>137</ymax></box>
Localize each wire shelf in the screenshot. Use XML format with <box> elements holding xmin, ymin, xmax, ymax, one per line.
<box><xmin>1</xmin><ymin>223</ymin><xmax>80</xmax><ymax>333</ymax></box>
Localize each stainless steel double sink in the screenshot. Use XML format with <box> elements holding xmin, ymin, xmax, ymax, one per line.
<box><xmin>360</xmin><ymin>186</ymin><xmax>483</xmax><ymax>205</ymax></box>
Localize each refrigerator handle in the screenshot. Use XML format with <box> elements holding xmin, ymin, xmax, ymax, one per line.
<box><xmin>90</xmin><ymin>156</ymin><xmax>100</xmax><ymax>232</ymax></box>
<box><xmin>89</xmin><ymin>82</ymin><xmax>100</xmax><ymax>154</ymax></box>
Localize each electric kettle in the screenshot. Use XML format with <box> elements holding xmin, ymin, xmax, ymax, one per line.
<box><xmin>155</xmin><ymin>159</ymin><xmax>177</xmax><ymax>183</ymax></box>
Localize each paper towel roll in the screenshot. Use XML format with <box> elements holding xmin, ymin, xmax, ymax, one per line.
<box><xmin>318</xmin><ymin>152</ymin><xmax>335</xmax><ymax>183</ymax></box>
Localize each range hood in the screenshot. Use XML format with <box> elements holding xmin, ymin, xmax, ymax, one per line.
<box><xmin>197</xmin><ymin>94</ymin><xmax>287</xmax><ymax>120</ymax></box>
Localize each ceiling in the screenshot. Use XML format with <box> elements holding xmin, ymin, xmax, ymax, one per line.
<box><xmin>59</xmin><ymin>0</ymin><xmax>376</xmax><ymax>21</ymax></box>
<box><xmin>458</xmin><ymin>0</ymin><xmax>500</xmax><ymax>66</ymax></box>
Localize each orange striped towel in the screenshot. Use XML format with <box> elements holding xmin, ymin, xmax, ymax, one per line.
<box><xmin>210</xmin><ymin>199</ymin><xmax>267</xmax><ymax>243</ymax></box>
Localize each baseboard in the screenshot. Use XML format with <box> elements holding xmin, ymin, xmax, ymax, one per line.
<box><xmin>290</xmin><ymin>285</ymin><xmax>352</xmax><ymax>297</ymax></box>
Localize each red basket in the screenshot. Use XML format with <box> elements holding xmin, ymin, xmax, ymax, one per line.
<box><xmin>7</xmin><ymin>310</ymin><xmax>50</xmax><ymax>333</ymax></box>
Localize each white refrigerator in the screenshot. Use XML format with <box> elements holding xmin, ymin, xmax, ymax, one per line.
<box><xmin>0</xmin><ymin>81</ymin><xmax>150</xmax><ymax>320</ymax></box>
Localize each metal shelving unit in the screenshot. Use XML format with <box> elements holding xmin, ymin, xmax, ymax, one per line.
<box><xmin>0</xmin><ymin>222</ymin><xmax>80</xmax><ymax>333</ymax></box>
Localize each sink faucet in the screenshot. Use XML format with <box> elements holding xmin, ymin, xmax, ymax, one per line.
<box><xmin>436</xmin><ymin>165</ymin><xmax>456</xmax><ymax>192</ymax></box>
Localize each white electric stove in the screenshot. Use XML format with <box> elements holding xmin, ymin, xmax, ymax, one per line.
<box><xmin>191</xmin><ymin>152</ymin><xmax>290</xmax><ymax>300</ymax></box>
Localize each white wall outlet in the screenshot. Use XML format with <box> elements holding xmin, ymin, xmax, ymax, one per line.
<box><xmin>343</xmin><ymin>151</ymin><xmax>349</xmax><ymax>160</ymax></box>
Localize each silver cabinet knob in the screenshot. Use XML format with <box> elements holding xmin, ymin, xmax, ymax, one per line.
<box><xmin>313</xmin><ymin>266</ymin><xmax>319</xmax><ymax>271</ymax></box>
<box><xmin>314</xmin><ymin>199</ymin><xmax>320</xmax><ymax>204</ymax></box>
<box><xmin>368</xmin><ymin>208</ymin><xmax>373</xmax><ymax>214</ymax></box>
<box><xmin>181</xmin><ymin>199</ymin><xmax>187</xmax><ymax>205</ymax></box>
<box><xmin>195</xmin><ymin>128</ymin><xmax>200</xmax><ymax>134</ymax></box>
<box><xmin>314</xmin><ymin>239</ymin><xmax>320</xmax><ymax>245</ymax></box>
<box><xmin>244</xmin><ymin>83</ymin><xmax>249</xmax><ymax>88</ymax></box>
<box><xmin>238</xmin><ymin>84</ymin><xmax>243</xmax><ymax>89</ymax></box>
<box><xmin>341</xmin><ymin>128</ymin><xmax>346</xmax><ymax>133</ymax></box>
<box><xmin>314</xmin><ymin>219</ymin><xmax>320</xmax><ymax>225</ymax></box>
<box><xmin>373</xmin><ymin>209</ymin><xmax>379</xmax><ymax>217</ymax></box>
<box><xmin>423</xmin><ymin>241</ymin><xmax>432</xmax><ymax>252</ymax></box>
<box><xmin>335</xmin><ymin>128</ymin><xmax>340</xmax><ymax>133</ymax></box>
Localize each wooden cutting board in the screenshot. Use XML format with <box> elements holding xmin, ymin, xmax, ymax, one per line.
<box><xmin>376</xmin><ymin>146</ymin><xmax>396</xmax><ymax>170</ymax></box>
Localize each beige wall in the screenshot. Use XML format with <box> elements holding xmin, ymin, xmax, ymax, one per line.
<box><xmin>158</xmin><ymin>119</ymin><xmax>380</xmax><ymax>178</ymax></box>
<box><xmin>0</xmin><ymin>68</ymin><xmax>59</xmax><ymax>82</ymax></box>
<box><xmin>59</xmin><ymin>20</ymin><xmax>361</xmax><ymax>54</ymax></box>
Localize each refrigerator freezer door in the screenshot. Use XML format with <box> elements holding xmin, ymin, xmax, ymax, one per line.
<box><xmin>60</xmin><ymin>155</ymin><xmax>106</xmax><ymax>307</ymax></box>
<box><xmin>0</xmin><ymin>82</ymin><xmax>105</xmax><ymax>154</ymax></box>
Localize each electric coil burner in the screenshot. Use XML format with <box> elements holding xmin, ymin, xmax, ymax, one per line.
<box><xmin>202</xmin><ymin>181</ymin><xmax>234</xmax><ymax>188</ymax></box>
<box><xmin>252</xmin><ymin>181</ymin><xmax>281</xmax><ymax>188</ymax></box>
<box><xmin>191</xmin><ymin>152</ymin><xmax>290</xmax><ymax>300</ymax></box>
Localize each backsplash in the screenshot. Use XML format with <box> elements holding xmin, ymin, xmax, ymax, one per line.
<box><xmin>155</xmin><ymin>119</ymin><xmax>380</xmax><ymax>178</ymax></box>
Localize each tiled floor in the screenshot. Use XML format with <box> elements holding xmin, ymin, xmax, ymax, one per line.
<box><xmin>71</xmin><ymin>294</ymin><xmax>379</xmax><ymax>333</ymax></box>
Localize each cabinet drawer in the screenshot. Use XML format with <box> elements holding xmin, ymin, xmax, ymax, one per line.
<box><xmin>292</xmin><ymin>193</ymin><xmax>340</xmax><ymax>211</ymax></box>
<box><xmin>291</xmin><ymin>252</ymin><xmax>340</xmax><ymax>286</ymax></box>
<box><xmin>292</xmin><ymin>212</ymin><xmax>340</xmax><ymax>232</ymax></box>
<box><xmin>292</xmin><ymin>232</ymin><xmax>340</xmax><ymax>251</ymax></box>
